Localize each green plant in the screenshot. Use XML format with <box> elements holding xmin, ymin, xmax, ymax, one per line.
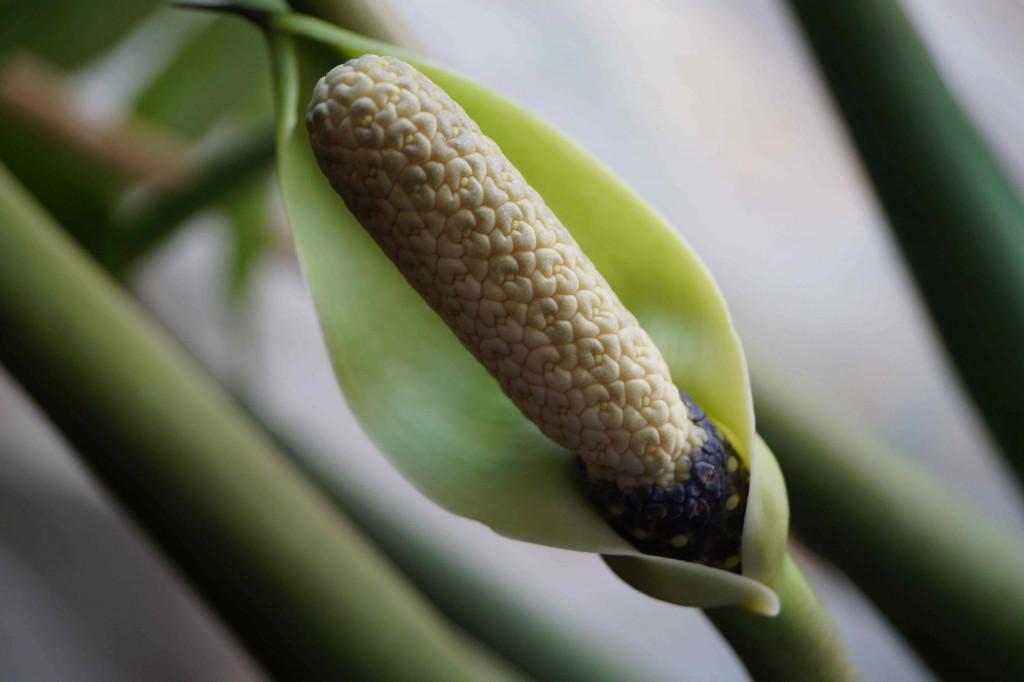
<box><xmin>2</xmin><ymin>1</ymin><xmax>1023</xmax><ymax>680</ymax></box>
<box><xmin>278</xmin><ymin>37</ymin><xmax>849</xmax><ymax>677</ymax></box>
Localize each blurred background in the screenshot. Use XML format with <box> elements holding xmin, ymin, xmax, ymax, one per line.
<box><xmin>2</xmin><ymin>0</ymin><xmax>1023</xmax><ymax>679</ymax></box>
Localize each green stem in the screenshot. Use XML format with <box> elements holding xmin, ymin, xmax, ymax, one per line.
<box><xmin>0</xmin><ymin>163</ymin><xmax>511</xmax><ymax>682</ymax></box>
<box><xmin>754</xmin><ymin>375</ymin><xmax>1024</xmax><ymax>680</ymax></box>
<box><xmin>287</xmin><ymin>0</ymin><xmax>424</xmax><ymax>52</ymax></box>
<box><xmin>103</xmin><ymin>130</ymin><xmax>275</xmax><ymax>273</ymax></box>
<box><xmin>784</xmin><ymin>0</ymin><xmax>1024</xmax><ymax>485</ymax></box>
<box><xmin>707</xmin><ymin>555</ymin><xmax>858</xmax><ymax>682</ymax></box>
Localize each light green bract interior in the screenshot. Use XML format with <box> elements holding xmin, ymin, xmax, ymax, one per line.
<box><xmin>269</xmin><ymin>13</ymin><xmax>788</xmax><ymax>615</ymax></box>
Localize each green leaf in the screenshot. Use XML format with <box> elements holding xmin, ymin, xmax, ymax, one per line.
<box><xmin>269</xmin><ymin>16</ymin><xmax>787</xmax><ymax>613</ymax></box>
<box><xmin>126</xmin><ymin>13</ymin><xmax>276</xmax><ymax>290</ymax></box>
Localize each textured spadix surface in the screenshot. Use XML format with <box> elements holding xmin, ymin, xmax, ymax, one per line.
<box><xmin>306</xmin><ymin>54</ymin><xmax>752</xmax><ymax>568</ymax></box>
<box><xmin>271</xmin><ymin>15</ymin><xmax>787</xmax><ymax>613</ymax></box>
<box><xmin>307</xmin><ymin>54</ymin><xmax>708</xmax><ymax>490</ymax></box>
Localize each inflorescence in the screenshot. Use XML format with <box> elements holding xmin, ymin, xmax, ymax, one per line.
<box><xmin>306</xmin><ymin>54</ymin><xmax>748</xmax><ymax>571</ymax></box>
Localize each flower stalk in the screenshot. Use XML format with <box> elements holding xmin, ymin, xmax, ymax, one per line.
<box><xmin>707</xmin><ymin>556</ymin><xmax>857</xmax><ymax>682</ymax></box>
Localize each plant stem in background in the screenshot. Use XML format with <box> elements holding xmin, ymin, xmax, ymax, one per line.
<box><xmin>784</xmin><ymin>0</ymin><xmax>1024</xmax><ymax>485</ymax></box>
<box><xmin>102</xmin><ymin>130</ymin><xmax>276</xmax><ymax>274</ymax></box>
<box><xmin>0</xmin><ymin>163</ymin><xmax>512</xmax><ymax>682</ymax></box>
<box><xmin>0</xmin><ymin>55</ymin><xmax>188</xmax><ymax>248</ymax></box>
<box><xmin>706</xmin><ymin>556</ymin><xmax>857</xmax><ymax>682</ymax></box>
<box><xmin>755</xmin><ymin>374</ymin><xmax>1024</xmax><ymax>680</ymax></box>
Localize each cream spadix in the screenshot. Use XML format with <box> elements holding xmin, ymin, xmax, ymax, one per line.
<box><xmin>306</xmin><ymin>54</ymin><xmax>747</xmax><ymax>568</ymax></box>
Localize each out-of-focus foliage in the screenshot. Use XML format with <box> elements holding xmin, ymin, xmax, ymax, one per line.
<box><xmin>102</xmin><ymin>130</ymin><xmax>275</xmax><ymax>274</ymax></box>
<box><xmin>133</xmin><ymin>16</ymin><xmax>271</xmax><ymax>136</ymax></box>
<box><xmin>0</xmin><ymin>7</ymin><xmax>280</xmax><ymax>291</ymax></box>
<box><xmin>0</xmin><ymin>77</ymin><xmax>129</xmax><ymax>248</ymax></box>
<box><xmin>0</xmin><ymin>0</ymin><xmax>160</xmax><ymax>68</ymax></box>
<box><xmin>786</xmin><ymin>0</ymin><xmax>1024</xmax><ymax>487</ymax></box>
<box><xmin>756</xmin><ymin>374</ymin><xmax>1024</xmax><ymax>679</ymax></box>
<box><xmin>125</xmin><ymin>13</ymin><xmax>276</xmax><ymax>290</ymax></box>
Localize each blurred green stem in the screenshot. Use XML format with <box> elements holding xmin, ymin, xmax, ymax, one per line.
<box><xmin>0</xmin><ymin>54</ymin><xmax>187</xmax><ymax>248</ymax></box>
<box><xmin>0</xmin><ymin>163</ymin><xmax>511</xmax><ymax>682</ymax></box>
<box><xmin>785</xmin><ymin>0</ymin><xmax>1024</xmax><ymax>485</ymax></box>
<box><xmin>103</xmin><ymin>130</ymin><xmax>275</xmax><ymax>273</ymax></box>
<box><xmin>755</xmin><ymin>374</ymin><xmax>1024</xmax><ymax>680</ymax></box>
<box><xmin>707</xmin><ymin>555</ymin><xmax>856</xmax><ymax>682</ymax></box>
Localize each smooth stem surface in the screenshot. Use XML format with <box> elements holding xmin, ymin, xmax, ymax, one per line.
<box><xmin>0</xmin><ymin>164</ymin><xmax>510</xmax><ymax>682</ymax></box>
<box><xmin>707</xmin><ymin>555</ymin><xmax>857</xmax><ymax>682</ymax></box>
<box><xmin>755</xmin><ymin>375</ymin><xmax>1024</xmax><ymax>680</ymax></box>
<box><xmin>785</xmin><ymin>0</ymin><xmax>1024</xmax><ymax>484</ymax></box>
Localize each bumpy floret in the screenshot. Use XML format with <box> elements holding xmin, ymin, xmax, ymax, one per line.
<box><xmin>306</xmin><ymin>55</ymin><xmax>747</xmax><ymax>569</ymax></box>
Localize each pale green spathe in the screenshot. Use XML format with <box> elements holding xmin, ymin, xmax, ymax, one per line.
<box><xmin>270</xmin><ymin>14</ymin><xmax>787</xmax><ymax>614</ymax></box>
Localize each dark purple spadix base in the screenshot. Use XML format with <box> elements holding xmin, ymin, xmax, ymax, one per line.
<box><xmin>579</xmin><ymin>390</ymin><xmax>749</xmax><ymax>571</ymax></box>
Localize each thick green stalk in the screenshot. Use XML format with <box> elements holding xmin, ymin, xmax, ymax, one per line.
<box><xmin>755</xmin><ymin>375</ymin><xmax>1024</xmax><ymax>680</ymax></box>
<box><xmin>707</xmin><ymin>555</ymin><xmax>857</xmax><ymax>682</ymax></box>
<box><xmin>0</xmin><ymin>163</ymin><xmax>510</xmax><ymax>682</ymax></box>
<box><xmin>784</xmin><ymin>0</ymin><xmax>1024</xmax><ymax>483</ymax></box>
